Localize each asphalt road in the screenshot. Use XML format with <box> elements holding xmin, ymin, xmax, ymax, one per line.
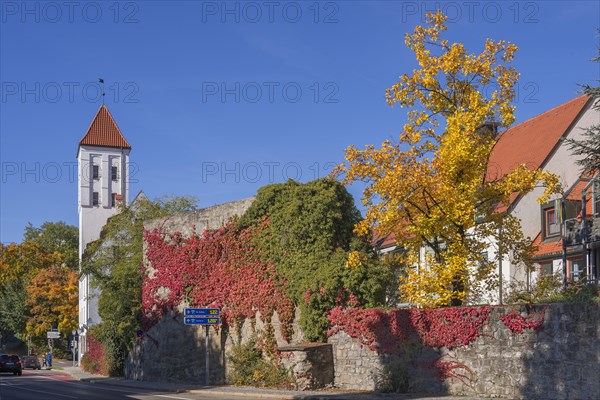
<box><xmin>0</xmin><ymin>369</ymin><xmax>252</xmax><ymax>400</ymax></box>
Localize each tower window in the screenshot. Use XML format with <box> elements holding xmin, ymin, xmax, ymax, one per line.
<box><xmin>111</xmin><ymin>193</ymin><xmax>117</xmax><ymax>207</ymax></box>
<box><xmin>92</xmin><ymin>192</ymin><xmax>99</xmax><ymax>206</ymax></box>
<box><xmin>92</xmin><ymin>165</ymin><xmax>100</xmax><ymax>180</ymax></box>
<box><xmin>111</xmin><ymin>166</ymin><xmax>118</xmax><ymax>181</ymax></box>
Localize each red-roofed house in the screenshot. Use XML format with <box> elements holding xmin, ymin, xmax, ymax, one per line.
<box><xmin>496</xmin><ymin>95</ymin><xmax>598</xmax><ymax>293</ymax></box>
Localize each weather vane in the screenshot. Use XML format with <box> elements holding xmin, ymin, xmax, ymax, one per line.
<box><xmin>99</xmin><ymin>78</ymin><xmax>105</xmax><ymax>104</ymax></box>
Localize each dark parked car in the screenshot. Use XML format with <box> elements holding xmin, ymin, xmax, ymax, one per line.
<box><xmin>21</xmin><ymin>356</ymin><xmax>41</xmax><ymax>370</ymax></box>
<box><xmin>0</xmin><ymin>354</ymin><xmax>23</xmax><ymax>375</ymax></box>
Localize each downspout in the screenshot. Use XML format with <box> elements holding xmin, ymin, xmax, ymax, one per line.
<box><xmin>498</xmin><ymin>223</ymin><xmax>503</xmax><ymax>305</ymax></box>
<box><xmin>562</xmin><ymin>199</ymin><xmax>568</xmax><ymax>289</ymax></box>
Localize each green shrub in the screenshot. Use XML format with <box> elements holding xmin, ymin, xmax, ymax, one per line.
<box><xmin>239</xmin><ymin>178</ymin><xmax>402</xmax><ymax>341</ymax></box>
<box><xmin>374</xmin><ymin>359</ymin><xmax>410</xmax><ymax>393</ymax></box>
<box><xmin>227</xmin><ymin>335</ymin><xmax>294</xmax><ymax>389</ymax></box>
<box><xmin>80</xmin><ymin>354</ymin><xmax>98</xmax><ymax>374</ymax></box>
<box><xmin>541</xmin><ymin>282</ymin><xmax>599</xmax><ymax>304</ymax></box>
<box><xmin>509</xmin><ymin>273</ymin><xmax>599</xmax><ymax>305</ymax></box>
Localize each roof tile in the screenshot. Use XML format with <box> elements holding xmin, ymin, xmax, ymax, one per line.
<box><xmin>486</xmin><ymin>95</ymin><xmax>589</xmax><ymax>183</ymax></box>
<box><xmin>79</xmin><ymin>105</ymin><xmax>131</xmax><ymax>149</ymax></box>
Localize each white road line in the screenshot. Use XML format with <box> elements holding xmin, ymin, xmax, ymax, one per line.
<box><xmin>4</xmin><ymin>384</ymin><xmax>78</xmax><ymax>399</ymax></box>
<box><xmin>32</xmin><ymin>377</ymin><xmax>188</xmax><ymax>398</ymax></box>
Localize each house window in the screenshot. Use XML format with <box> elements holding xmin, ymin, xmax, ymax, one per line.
<box><xmin>568</xmin><ymin>257</ymin><xmax>585</xmax><ymax>282</ymax></box>
<box><xmin>478</xmin><ymin>251</ymin><xmax>489</xmax><ymax>269</ymax></box>
<box><xmin>540</xmin><ymin>262</ymin><xmax>553</xmax><ymax>276</ymax></box>
<box><xmin>544</xmin><ymin>208</ymin><xmax>560</xmax><ymax>237</ymax></box>
<box><xmin>92</xmin><ymin>165</ymin><xmax>100</xmax><ymax>180</ymax></box>
<box><xmin>92</xmin><ymin>192</ymin><xmax>99</xmax><ymax>206</ymax></box>
<box><xmin>111</xmin><ymin>166</ymin><xmax>118</xmax><ymax>181</ymax></box>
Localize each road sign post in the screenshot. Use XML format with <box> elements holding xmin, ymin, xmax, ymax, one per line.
<box><xmin>205</xmin><ymin>325</ymin><xmax>209</xmax><ymax>386</ymax></box>
<box><xmin>184</xmin><ymin>308</ymin><xmax>220</xmax><ymax>386</ymax></box>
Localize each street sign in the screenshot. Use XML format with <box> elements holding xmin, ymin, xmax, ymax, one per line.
<box><xmin>183</xmin><ymin>308</ymin><xmax>221</xmax><ymax>387</ymax></box>
<box><xmin>184</xmin><ymin>317</ymin><xmax>220</xmax><ymax>325</ymax></box>
<box><xmin>47</xmin><ymin>331</ymin><xmax>60</xmax><ymax>339</ymax></box>
<box><xmin>184</xmin><ymin>308</ymin><xmax>220</xmax><ymax>317</ymax></box>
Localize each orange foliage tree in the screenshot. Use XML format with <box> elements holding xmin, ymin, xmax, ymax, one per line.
<box><xmin>26</xmin><ymin>264</ymin><xmax>79</xmax><ymax>336</ymax></box>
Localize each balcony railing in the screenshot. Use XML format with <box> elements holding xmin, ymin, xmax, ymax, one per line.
<box><xmin>564</xmin><ymin>216</ymin><xmax>600</xmax><ymax>247</ymax></box>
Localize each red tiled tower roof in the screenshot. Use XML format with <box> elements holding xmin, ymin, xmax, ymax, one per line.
<box><xmin>79</xmin><ymin>105</ymin><xmax>131</xmax><ymax>149</ymax></box>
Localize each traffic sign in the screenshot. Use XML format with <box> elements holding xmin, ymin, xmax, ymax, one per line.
<box><xmin>184</xmin><ymin>308</ymin><xmax>220</xmax><ymax>317</ymax></box>
<box><xmin>184</xmin><ymin>317</ymin><xmax>220</xmax><ymax>325</ymax></box>
<box><xmin>47</xmin><ymin>331</ymin><xmax>60</xmax><ymax>339</ymax></box>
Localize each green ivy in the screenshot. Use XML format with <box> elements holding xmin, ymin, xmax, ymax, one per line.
<box><xmin>239</xmin><ymin>178</ymin><xmax>401</xmax><ymax>341</ymax></box>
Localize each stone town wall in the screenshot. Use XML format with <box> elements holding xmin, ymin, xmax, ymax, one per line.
<box><xmin>125</xmin><ymin>306</ymin><xmax>303</xmax><ymax>384</ymax></box>
<box><xmin>127</xmin><ymin>197</ymin><xmax>309</xmax><ymax>385</ymax></box>
<box><xmin>328</xmin><ymin>303</ymin><xmax>600</xmax><ymax>399</ymax></box>
<box><xmin>143</xmin><ymin>197</ymin><xmax>255</xmax><ymax>237</ymax></box>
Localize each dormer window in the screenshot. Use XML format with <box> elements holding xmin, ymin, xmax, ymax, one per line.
<box><xmin>92</xmin><ymin>165</ymin><xmax>100</xmax><ymax>180</ymax></box>
<box><xmin>111</xmin><ymin>166</ymin><xmax>118</xmax><ymax>181</ymax></box>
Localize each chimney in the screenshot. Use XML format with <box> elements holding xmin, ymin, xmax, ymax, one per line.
<box><xmin>476</xmin><ymin>121</ymin><xmax>501</xmax><ymax>138</ymax></box>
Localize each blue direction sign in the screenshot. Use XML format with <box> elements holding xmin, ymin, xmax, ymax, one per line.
<box><xmin>184</xmin><ymin>317</ymin><xmax>220</xmax><ymax>325</ymax></box>
<box><xmin>184</xmin><ymin>308</ymin><xmax>220</xmax><ymax>317</ymax></box>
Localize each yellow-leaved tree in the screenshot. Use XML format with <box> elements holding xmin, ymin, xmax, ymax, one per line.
<box><xmin>337</xmin><ymin>11</ymin><xmax>561</xmax><ymax>307</ymax></box>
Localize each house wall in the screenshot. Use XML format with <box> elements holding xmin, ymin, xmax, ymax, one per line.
<box><xmin>512</xmin><ymin>105</ymin><xmax>596</xmax><ymax>242</ymax></box>
<box><xmin>496</xmin><ymin>104</ymin><xmax>597</xmax><ymax>288</ymax></box>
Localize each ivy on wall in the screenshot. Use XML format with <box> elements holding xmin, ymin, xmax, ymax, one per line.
<box><xmin>143</xmin><ymin>220</ymin><xmax>295</xmax><ymax>340</ymax></box>
<box><xmin>143</xmin><ymin>179</ymin><xmax>401</xmax><ymax>342</ymax></box>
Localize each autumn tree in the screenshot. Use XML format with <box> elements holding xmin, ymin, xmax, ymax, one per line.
<box><xmin>0</xmin><ymin>222</ymin><xmax>78</xmax><ymax>349</ymax></box>
<box><xmin>24</xmin><ymin>222</ymin><xmax>79</xmax><ymax>270</ymax></box>
<box><xmin>26</xmin><ymin>264</ymin><xmax>78</xmax><ymax>336</ymax></box>
<box><xmin>564</xmin><ymin>46</ymin><xmax>600</xmax><ymax>174</ymax></box>
<box><xmin>337</xmin><ymin>11</ymin><xmax>560</xmax><ymax>307</ymax></box>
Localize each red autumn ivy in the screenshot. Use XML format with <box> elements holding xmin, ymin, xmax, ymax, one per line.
<box><xmin>499</xmin><ymin>308</ymin><xmax>545</xmax><ymax>334</ymax></box>
<box><xmin>327</xmin><ymin>305</ymin><xmax>491</xmax><ymax>353</ymax></box>
<box><xmin>142</xmin><ymin>220</ymin><xmax>295</xmax><ymax>341</ymax></box>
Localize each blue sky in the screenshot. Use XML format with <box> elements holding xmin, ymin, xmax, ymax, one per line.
<box><xmin>1</xmin><ymin>0</ymin><xmax>599</xmax><ymax>244</ymax></box>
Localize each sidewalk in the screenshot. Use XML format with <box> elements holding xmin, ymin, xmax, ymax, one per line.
<box><xmin>61</xmin><ymin>366</ymin><xmax>482</xmax><ymax>399</ymax></box>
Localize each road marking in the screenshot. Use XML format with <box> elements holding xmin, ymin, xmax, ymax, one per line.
<box><xmin>155</xmin><ymin>395</ymin><xmax>194</xmax><ymax>400</ymax></box>
<box><xmin>4</xmin><ymin>384</ymin><xmax>78</xmax><ymax>399</ymax></box>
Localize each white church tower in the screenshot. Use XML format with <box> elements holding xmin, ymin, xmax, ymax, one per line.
<box><xmin>77</xmin><ymin>104</ymin><xmax>131</xmax><ymax>356</ymax></box>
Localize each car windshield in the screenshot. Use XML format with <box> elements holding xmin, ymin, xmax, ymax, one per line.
<box><xmin>0</xmin><ymin>355</ymin><xmax>9</xmax><ymax>361</ymax></box>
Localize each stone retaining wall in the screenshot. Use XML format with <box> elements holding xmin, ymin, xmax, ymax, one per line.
<box><xmin>328</xmin><ymin>303</ymin><xmax>600</xmax><ymax>399</ymax></box>
<box><xmin>279</xmin><ymin>343</ymin><xmax>334</xmax><ymax>390</ymax></box>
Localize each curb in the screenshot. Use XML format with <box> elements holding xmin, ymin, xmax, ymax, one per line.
<box><xmin>189</xmin><ymin>389</ymin><xmax>297</xmax><ymax>399</ymax></box>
